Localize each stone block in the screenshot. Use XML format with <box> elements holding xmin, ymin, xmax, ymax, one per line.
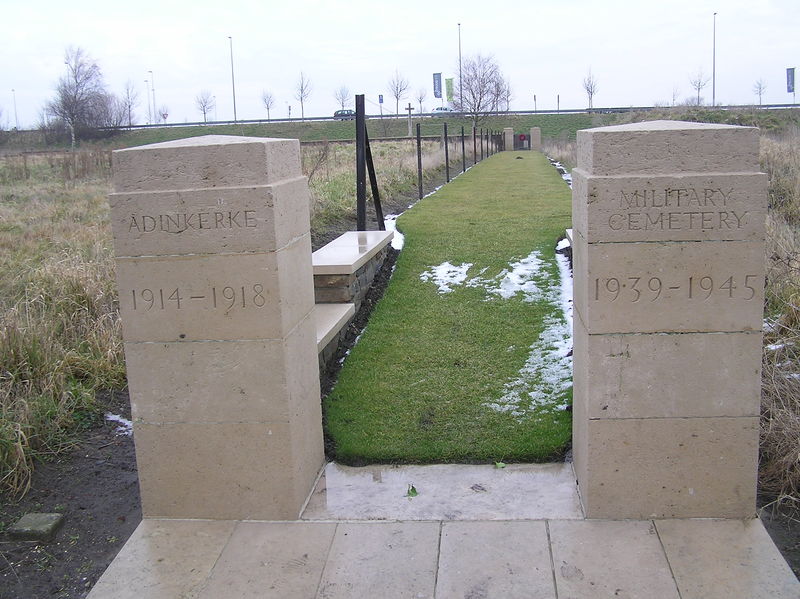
<box><xmin>134</xmin><ymin>419</ymin><xmax>324</xmax><ymax>520</ymax></box>
<box><xmin>115</xmin><ymin>235</ymin><xmax>314</xmax><ymax>342</ymax></box>
<box><xmin>572</xmin><ymin>170</ymin><xmax>767</xmax><ymax>243</ymax></box>
<box><xmin>314</xmin><ymin>286</ymin><xmax>355</xmax><ymax>304</ymax></box>
<box><xmin>109</xmin><ymin>177</ymin><xmax>310</xmax><ymax>257</ymax></box>
<box><xmin>577</xmin><ymin>120</ymin><xmax>760</xmax><ymax>176</ymax></box>
<box><xmin>529</xmin><ymin>127</ymin><xmax>542</xmax><ymax>151</ymax></box>
<box><xmin>314</xmin><ymin>273</ymin><xmax>356</xmax><ymax>288</ymax></box>
<box><xmin>572</xmin><ymin>232</ymin><xmax>765</xmax><ymax>334</ymax></box>
<box><xmin>572</xmin><ymin>315</ymin><xmax>761</xmax><ymax>419</ymax></box>
<box><xmin>113</xmin><ymin>135</ymin><xmax>302</xmax><ymax>192</ymax></box>
<box><xmin>124</xmin><ymin>313</ymin><xmax>318</xmax><ymax>424</ymax></box>
<box><xmin>503</xmin><ymin>127</ymin><xmax>514</xmax><ymax>151</ymax></box>
<box><xmin>579</xmin><ymin>416</ymin><xmax>758</xmax><ymax>519</ymax></box>
<box><xmin>8</xmin><ymin>513</ymin><xmax>65</xmax><ymax>541</ymax></box>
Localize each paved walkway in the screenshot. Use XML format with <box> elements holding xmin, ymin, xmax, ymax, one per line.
<box><xmin>88</xmin><ymin>463</ymin><xmax>799</xmax><ymax>598</ymax></box>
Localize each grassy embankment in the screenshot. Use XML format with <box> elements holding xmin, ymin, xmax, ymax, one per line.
<box><xmin>0</xmin><ymin>137</ymin><xmax>465</xmax><ymax>496</ymax></box>
<box><xmin>325</xmin><ymin>151</ymin><xmax>573</xmax><ymax>462</ymax></box>
<box><xmin>2</xmin><ymin>112</ymin><xmax>612</xmax><ymax>152</ymax></box>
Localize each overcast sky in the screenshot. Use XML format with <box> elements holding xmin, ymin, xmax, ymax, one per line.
<box><xmin>2</xmin><ymin>0</ymin><xmax>798</xmax><ymax>128</ymax></box>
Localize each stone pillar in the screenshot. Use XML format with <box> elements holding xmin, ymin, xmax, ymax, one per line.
<box><xmin>529</xmin><ymin>127</ymin><xmax>541</xmax><ymax>151</ymax></box>
<box><xmin>503</xmin><ymin>127</ymin><xmax>514</xmax><ymax>151</ymax></box>
<box><xmin>572</xmin><ymin>121</ymin><xmax>766</xmax><ymax>519</ymax></box>
<box><xmin>109</xmin><ymin>135</ymin><xmax>324</xmax><ymax>520</ymax></box>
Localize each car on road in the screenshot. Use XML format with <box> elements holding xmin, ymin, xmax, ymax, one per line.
<box><xmin>334</xmin><ymin>109</ymin><xmax>356</xmax><ymax>120</ymax></box>
<box><xmin>431</xmin><ymin>106</ymin><xmax>456</xmax><ymax>117</ymax></box>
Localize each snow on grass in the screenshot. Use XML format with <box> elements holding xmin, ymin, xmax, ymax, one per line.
<box><xmin>420</xmin><ymin>241</ymin><xmax>574</xmax><ymax>420</ymax></box>
<box><xmin>419</xmin><ymin>262</ymin><xmax>473</xmax><ymax>293</ymax></box>
<box><xmin>384</xmin><ymin>214</ymin><xmax>405</xmax><ymax>250</ymax></box>
<box><xmin>105</xmin><ymin>413</ymin><xmax>133</xmax><ymax>436</ymax></box>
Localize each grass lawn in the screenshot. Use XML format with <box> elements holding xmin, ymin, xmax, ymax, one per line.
<box><xmin>325</xmin><ymin>151</ymin><xmax>573</xmax><ymax>463</ymax></box>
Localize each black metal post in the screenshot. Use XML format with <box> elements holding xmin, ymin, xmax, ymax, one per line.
<box><xmin>480</xmin><ymin>128</ymin><xmax>484</xmax><ymax>161</ymax></box>
<box><xmin>472</xmin><ymin>126</ymin><xmax>477</xmax><ymax>166</ymax></box>
<box><xmin>444</xmin><ymin>122</ymin><xmax>450</xmax><ymax>183</ymax></box>
<box><xmin>355</xmin><ymin>94</ymin><xmax>366</xmax><ymax>231</ymax></box>
<box><xmin>416</xmin><ymin>123</ymin><xmax>423</xmax><ymax>200</ymax></box>
<box><xmin>364</xmin><ymin>129</ymin><xmax>385</xmax><ymax>230</ymax></box>
<box><xmin>461</xmin><ymin>126</ymin><xmax>466</xmax><ymax>173</ymax></box>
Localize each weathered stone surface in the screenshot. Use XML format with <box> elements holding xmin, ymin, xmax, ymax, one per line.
<box><xmin>110</xmin><ymin>178</ymin><xmax>310</xmax><ymax>257</ymax></box>
<box><xmin>579</xmin><ymin>416</ymin><xmax>759</xmax><ymax>519</ymax></box>
<box><xmin>572</xmin><ymin>170</ymin><xmax>767</xmax><ymax>243</ymax></box>
<box><xmin>113</xmin><ymin>135</ymin><xmax>302</xmax><ymax>192</ymax></box>
<box><xmin>572</xmin><ymin>231</ymin><xmax>764</xmax><ymax>334</ymax></box>
<box><xmin>529</xmin><ymin>127</ymin><xmax>542</xmax><ymax>151</ymax></box>
<box><xmin>572</xmin><ymin>120</ymin><xmax>765</xmax><ymax>519</ymax></box>
<box><xmin>572</xmin><ymin>315</ymin><xmax>761</xmax><ymax>419</ymax></box>
<box><xmin>115</xmin><ymin>235</ymin><xmax>314</xmax><ymax>342</ymax></box>
<box><xmin>576</xmin><ymin>120</ymin><xmax>760</xmax><ymax>176</ymax></box>
<box><xmin>110</xmin><ymin>135</ymin><xmax>324</xmax><ymax>521</ymax></box>
<box><xmin>8</xmin><ymin>513</ymin><xmax>65</xmax><ymax>541</ymax></box>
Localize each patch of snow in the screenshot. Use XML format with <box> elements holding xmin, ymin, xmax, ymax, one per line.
<box><xmin>785</xmin><ymin>373</ymin><xmax>800</xmax><ymax>380</ymax></box>
<box><xmin>481</xmin><ymin>252</ymin><xmax>548</xmax><ymax>302</ymax></box>
<box><xmin>420</xmin><ymin>262</ymin><xmax>473</xmax><ymax>293</ymax></box>
<box><xmin>484</xmin><ymin>315</ymin><xmax>572</xmax><ymax>418</ymax></box>
<box><xmin>105</xmin><ymin>413</ymin><xmax>133</xmax><ymax>436</ymax></box>
<box><xmin>554</xmin><ymin>251</ymin><xmax>573</xmax><ymax>330</ymax></box>
<box><xmin>763</xmin><ymin>319</ymin><xmax>779</xmax><ymax>333</ymax></box>
<box><xmin>766</xmin><ymin>343</ymin><xmax>785</xmax><ymax>351</ymax></box>
<box><xmin>556</xmin><ymin>237</ymin><xmax>570</xmax><ymax>251</ymax></box>
<box><xmin>384</xmin><ymin>214</ymin><xmax>405</xmax><ymax>250</ymax></box>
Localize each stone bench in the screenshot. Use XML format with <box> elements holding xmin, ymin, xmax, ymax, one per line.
<box><xmin>312</xmin><ymin>230</ymin><xmax>394</xmax><ymax>312</ymax></box>
<box><xmin>312</xmin><ymin>230</ymin><xmax>394</xmax><ymax>370</ymax></box>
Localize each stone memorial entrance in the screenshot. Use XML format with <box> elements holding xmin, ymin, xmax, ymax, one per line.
<box><xmin>571</xmin><ymin>120</ymin><xmax>766</xmax><ymax>518</ymax></box>
<box><xmin>109</xmin><ymin>135</ymin><xmax>324</xmax><ymax>520</ymax></box>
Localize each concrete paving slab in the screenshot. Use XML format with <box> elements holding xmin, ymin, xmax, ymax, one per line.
<box><xmin>87</xmin><ymin>519</ymin><xmax>235</xmax><ymax>599</ymax></box>
<box><xmin>316</xmin><ymin>521</ymin><xmax>439</xmax><ymax>599</ymax></box>
<box><xmin>198</xmin><ymin>521</ymin><xmax>336</xmax><ymax>598</ymax></box>
<box><xmin>656</xmin><ymin>518</ymin><xmax>799</xmax><ymax>599</ymax></box>
<box><xmin>302</xmin><ymin>462</ymin><xmax>583</xmax><ymax>521</ymax></box>
<box><xmin>436</xmin><ymin>521</ymin><xmax>556</xmax><ymax>598</ymax></box>
<box><xmin>549</xmin><ymin>519</ymin><xmax>681</xmax><ymax>599</ymax></box>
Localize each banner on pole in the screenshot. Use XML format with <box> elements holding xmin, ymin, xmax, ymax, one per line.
<box><xmin>788</xmin><ymin>67</ymin><xmax>795</xmax><ymax>94</ymax></box>
<box><xmin>433</xmin><ymin>73</ymin><xmax>442</xmax><ymax>99</ymax></box>
<box><xmin>445</xmin><ymin>78</ymin><xmax>454</xmax><ymax>102</ymax></box>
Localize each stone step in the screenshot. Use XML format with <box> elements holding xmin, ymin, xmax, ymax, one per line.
<box><xmin>315</xmin><ymin>303</ymin><xmax>355</xmax><ymax>353</ymax></box>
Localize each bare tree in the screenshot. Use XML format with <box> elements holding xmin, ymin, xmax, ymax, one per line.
<box><xmin>453</xmin><ymin>54</ymin><xmax>509</xmax><ymax>127</ymax></box>
<box><xmin>582</xmin><ymin>70</ymin><xmax>599</xmax><ymax>109</ymax></box>
<box><xmin>295</xmin><ymin>72</ymin><xmax>312</xmax><ymax>120</ymax></box>
<box><xmin>120</xmin><ymin>80</ymin><xmax>138</xmax><ymax>127</ymax></box>
<box><xmin>195</xmin><ymin>90</ymin><xmax>215</xmax><ymax>122</ymax></box>
<box><xmin>416</xmin><ymin>88</ymin><xmax>427</xmax><ymax>114</ymax></box>
<box><xmin>334</xmin><ymin>86</ymin><xmax>351</xmax><ymax>110</ymax></box>
<box><xmin>388</xmin><ymin>69</ymin><xmax>410</xmax><ymax>115</ymax></box>
<box><xmin>261</xmin><ymin>90</ymin><xmax>275</xmax><ymax>120</ymax></box>
<box><xmin>47</xmin><ymin>47</ymin><xmax>119</xmax><ymax>147</ymax></box>
<box><xmin>753</xmin><ymin>78</ymin><xmax>767</xmax><ymax>106</ymax></box>
<box><xmin>157</xmin><ymin>105</ymin><xmax>169</xmax><ymax>124</ymax></box>
<box><xmin>689</xmin><ymin>69</ymin><xmax>710</xmax><ymax>105</ymax></box>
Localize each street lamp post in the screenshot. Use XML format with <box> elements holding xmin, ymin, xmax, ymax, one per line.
<box><xmin>148</xmin><ymin>71</ymin><xmax>157</xmax><ymax>122</ymax></box>
<box><xmin>11</xmin><ymin>88</ymin><xmax>19</xmax><ymax>130</ymax></box>
<box><xmin>144</xmin><ymin>80</ymin><xmax>151</xmax><ymax>124</ymax></box>
<box><xmin>712</xmin><ymin>12</ymin><xmax>717</xmax><ymax>107</ymax></box>
<box><xmin>458</xmin><ymin>23</ymin><xmax>463</xmax><ymax>108</ymax></box>
<box><xmin>229</xmin><ymin>36</ymin><xmax>237</xmax><ymax>122</ymax></box>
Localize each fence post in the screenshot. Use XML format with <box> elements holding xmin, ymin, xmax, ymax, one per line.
<box><xmin>461</xmin><ymin>126</ymin><xmax>466</xmax><ymax>173</ymax></box>
<box><xmin>480</xmin><ymin>128</ymin><xmax>484</xmax><ymax>161</ymax></box>
<box><xmin>444</xmin><ymin>122</ymin><xmax>450</xmax><ymax>183</ymax></box>
<box><xmin>472</xmin><ymin>126</ymin><xmax>477</xmax><ymax>166</ymax></box>
<box><xmin>416</xmin><ymin>123</ymin><xmax>423</xmax><ymax>200</ymax></box>
<box><xmin>355</xmin><ymin>94</ymin><xmax>366</xmax><ymax>231</ymax></box>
